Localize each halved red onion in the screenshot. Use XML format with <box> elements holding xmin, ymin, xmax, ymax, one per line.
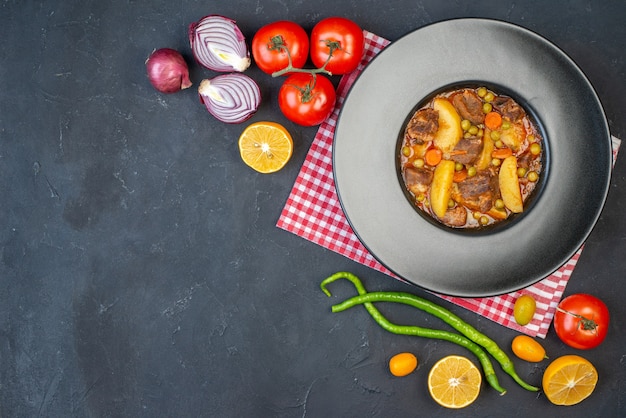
<box><xmin>145</xmin><ymin>48</ymin><xmax>192</xmax><ymax>93</ymax></box>
<box><xmin>189</xmin><ymin>15</ymin><xmax>251</xmax><ymax>72</ymax></box>
<box><xmin>198</xmin><ymin>73</ymin><xmax>261</xmax><ymax>124</ymax></box>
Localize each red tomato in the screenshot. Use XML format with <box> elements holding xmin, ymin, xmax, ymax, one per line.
<box><xmin>252</xmin><ymin>21</ymin><xmax>309</xmax><ymax>75</ymax></box>
<box><xmin>278</xmin><ymin>73</ymin><xmax>336</xmax><ymax>126</ymax></box>
<box><xmin>310</xmin><ymin>17</ymin><xmax>364</xmax><ymax>75</ymax></box>
<box><xmin>553</xmin><ymin>294</ymin><xmax>610</xmax><ymax>350</ymax></box>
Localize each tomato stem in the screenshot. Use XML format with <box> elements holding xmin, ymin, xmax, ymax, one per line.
<box><xmin>270</xmin><ymin>37</ymin><xmax>336</xmax><ymax>78</ymax></box>
<box><xmin>285</xmin><ymin>74</ymin><xmax>319</xmax><ymax>103</ymax></box>
<box><xmin>556</xmin><ymin>307</ymin><xmax>599</xmax><ymax>332</ymax></box>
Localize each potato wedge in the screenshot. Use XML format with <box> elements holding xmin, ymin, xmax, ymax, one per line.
<box><xmin>499</xmin><ymin>121</ymin><xmax>525</xmax><ymax>151</ymax></box>
<box><xmin>430</xmin><ymin>160</ymin><xmax>456</xmax><ymax>218</ymax></box>
<box><xmin>475</xmin><ymin>128</ymin><xmax>494</xmax><ymax>171</ymax></box>
<box><xmin>433</xmin><ymin>98</ymin><xmax>463</xmax><ymax>153</ymax></box>
<box><xmin>499</xmin><ymin>156</ymin><xmax>523</xmax><ymax>213</ymax></box>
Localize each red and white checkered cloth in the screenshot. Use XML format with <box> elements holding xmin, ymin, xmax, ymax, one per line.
<box><xmin>277</xmin><ymin>31</ymin><xmax>621</xmax><ymax>338</ymax></box>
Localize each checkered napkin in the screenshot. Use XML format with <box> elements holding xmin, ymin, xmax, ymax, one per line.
<box><xmin>277</xmin><ymin>31</ymin><xmax>622</xmax><ymax>338</ymax></box>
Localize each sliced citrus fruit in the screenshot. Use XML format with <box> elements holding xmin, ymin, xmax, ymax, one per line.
<box><xmin>542</xmin><ymin>354</ymin><xmax>598</xmax><ymax>406</ymax></box>
<box><xmin>238</xmin><ymin>121</ymin><xmax>293</xmax><ymax>173</ymax></box>
<box><xmin>428</xmin><ymin>355</ymin><xmax>482</xmax><ymax>409</ymax></box>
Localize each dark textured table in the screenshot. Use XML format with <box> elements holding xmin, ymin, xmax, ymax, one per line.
<box><xmin>2</xmin><ymin>1</ymin><xmax>625</xmax><ymax>417</ymax></box>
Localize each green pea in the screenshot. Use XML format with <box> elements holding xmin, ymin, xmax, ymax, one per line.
<box><xmin>455</xmin><ymin>162</ymin><xmax>464</xmax><ymax>172</ymax></box>
<box><xmin>477</xmin><ymin>87</ymin><xmax>487</xmax><ymax>97</ymax></box>
<box><xmin>402</xmin><ymin>146</ymin><xmax>411</xmax><ymax>157</ymax></box>
<box><xmin>461</xmin><ymin>119</ymin><xmax>471</xmax><ymax>131</ymax></box>
<box><xmin>483</xmin><ymin>102</ymin><xmax>493</xmax><ymax>113</ymax></box>
<box><xmin>527</xmin><ymin>171</ymin><xmax>539</xmax><ymax>182</ymax></box>
<box><xmin>494</xmin><ymin>199</ymin><xmax>505</xmax><ymax>209</ymax></box>
<box><xmin>491</xmin><ymin>158</ymin><xmax>501</xmax><ymax>167</ymax></box>
<box><xmin>530</xmin><ymin>143</ymin><xmax>541</xmax><ymax>156</ymax></box>
<box><xmin>448</xmin><ymin>199</ymin><xmax>455</xmax><ymax>208</ymax></box>
<box><xmin>480</xmin><ymin>216</ymin><xmax>489</xmax><ymax>225</ymax></box>
<box><xmin>490</xmin><ymin>130</ymin><xmax>501</xmax><ymax>141</ymax></box>
<box><xmin>484</xmin><ymin>92</ymin><xmax>495</xmax><ymax>102</ymax></box>
<box><xmin>468</xmin><ymin>125</ymin><xmax>479</xmax><ymax>135</ymax></box>
<box><xmin>502</xmin><ymin>121</ymin><xmax>511</xmax><ymax>130</ymax></box>
<box><xmin>413</xmin><ymin>158</ymin><xmax>425</xmax><ymax>168</ymax></box>
<box><xmin>467</xmin><ymin>166</ymin><xmax>477</xmax><ymax>177</ymax></box>
<box><xmin>517</xmin><ymin>167</ymin><xmax>528</xmax><ymax>178</ymax></box>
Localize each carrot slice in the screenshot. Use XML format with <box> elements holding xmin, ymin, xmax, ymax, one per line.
<box><xmin>484</xmin><ymin>112</ymin><xmax>503</xmax><ymax>130</ymax></box>
<box><xmin>425</xmin><ymin>148</ymin><xmax>443</xmax><ymax>166</ymax></box>
<box><xmin>491</xmin><ymin>147</ymin><xmax>513</xmax><ymax>159</ymax></box>
<box><xmin>453</xmin><ymin>169</ymin><xmax>468</xmax><ymax>183</ymax></box>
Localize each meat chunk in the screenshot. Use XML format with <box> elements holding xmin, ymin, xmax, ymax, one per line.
<box><xmin>406</xmin><ymin>108</ymin><xmax>439</xmax><ymax>144</ymax></box>
<box><xmin>492</xmin><ymin>97</ymin><xmax>524</xmax><ymax>122</ymax></box>
<box><xmin>453</xmin><ymin>170</ymin><xmax>499</xmax><ymax>213</ymax></box>
<box><xmin>403</xmin><ymin>166</ymin><xmax>433</xmax><ymax>195</ymax></box>
<box><xmin>452</xmin><ymin>90</ymin><xmax>485</xmax><ymax>125</ymax></box>
<box><xmin>450</xmin><ymin>138</ymin><xmax>483</xmax><ymax>164</ymax></box>
<box><xmin>439</xmin><ymin>205</ymin><xmax>467</xmax><ymax>227</ymax></box>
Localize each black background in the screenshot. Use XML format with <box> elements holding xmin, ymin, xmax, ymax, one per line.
<box><xmin>2</xmin><ymin>1</ymin><xmax>625</xmax><ymax>417</ymax></box>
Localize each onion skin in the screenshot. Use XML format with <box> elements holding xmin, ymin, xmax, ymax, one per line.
<box><xmin>145</xmin><ymin>48</ymin><xmax>192</xmax><ymax>94</ymax></box>
<box><xmin>198</xmin><ymin>73</ymin><xmax>261</xmax><ymax>124</ymax></box>
<box><xmin>189</xmin><ymin>15</ymin><xmax>251</xmax><ymax>72</ymax></box>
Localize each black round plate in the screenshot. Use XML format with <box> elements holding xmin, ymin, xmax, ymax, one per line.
<box><xmin>333</xmin><ymin>18</ymin><xmax>612</xmax><ymax>297</ymax></box>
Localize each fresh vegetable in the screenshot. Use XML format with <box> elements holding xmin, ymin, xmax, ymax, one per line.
<box><xmin>198</xmin><ymin>73</ymin><xmax>261</xmax><ymax>124</ymax></box>
<box><xmin>513</xmin><ymin>294</ymin><xmax>536</xmax><ymax>326</ymax></box>
<box><xmin>189</xmin><ymin>15</ymin><xmax>251</xmax><ymax>72</ymax></box>
<box><xmin>511</xmin><ymin>335</ymin><xmax>546</xmax><ymax>362</ymax></box>
<box><xmin>238</xmin><ymin>121</ymin><xmax>293</xmax><ymax>173</ymax></box>
<box><xmin>145</xmin><ymin>48</ymin><xmax>192</xmax><ymax>94</ymax></box>
<box><xmin>484</xmin><ymin>111</ymin><xmax>503</xmax><ymax>130</ymax></box>
<box><xmin>278</xmin><ymin>73</ymin><xmax>336</xmax><ymax>126</ymax></box>
<box><xmin>542</xmin><ymin>355</ymin><xmax>598</xmax><ymax>406</ymax></box>
<box><xmin>251</xmin><ymin>21</ymin><xmax>309</xmax><ymax>75</ymax></box>
<box><xmin>321</xmin><ymin>272</ymin><xmax>542</xmax><ymax>393</ymax></box>
<box><xmin>329</xmin><ymin>291</ymin><xmax>538</xmax><ymax>392</ymax></box>
<box><xmin>499</xmin><ymin>156</ymin><xmax>523</xmax><ymax>213</ymax></box>
<box><xmin>428</xmin><ymin>355</ymin><xmax>481</xmax><ymax>409</ymax></box>
<box><xmin>553</xmin><ymin>294</ymin><xmax>609</xmax><ymax>350</ymax></box>
<box><xmin>389</xmin><ymin>352</ymin><xmax>418</xmax><ymax>377</ymax></box>
<box><xmin>430</xmin><ymin>160</ymin><xmax>455</xmax><ymax>218</ymax></box>
<box><xmin>309</xmin><ymin>17</ymin><xmax>364</xmax><ymax>75</ymax></box>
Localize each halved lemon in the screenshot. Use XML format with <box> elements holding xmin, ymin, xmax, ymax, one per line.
<box><xmin>238</xmin><ymin>121</ymin><xmax>293</xmax><ymax>173</ymax></box>
<box><xmin>542</xmin><ymin>355</ymin><xmax>598</xmax><ymax>406</ymax></box>
<box><xmin>427</xmin><ymin>355</ymin><xmax>482</xmax><ymax>409</ymax></box>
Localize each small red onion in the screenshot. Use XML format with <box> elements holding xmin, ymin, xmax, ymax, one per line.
<box><xmin>189</xmin><ymin>15</ymin><xmax>251</xmax><ymax>72</ymax></box>
<box><xmin>198</xmin><ymin>73</ymin><xmax>261</xmax><ymax>124</ymax></box>
<box><xmin>145</xmin><ymin>48</ymin><xmax>192</xmax><ymax>94</ymax></box>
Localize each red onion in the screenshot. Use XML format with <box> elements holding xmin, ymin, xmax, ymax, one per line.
<box><xmin>189</xmin><ymin>15</ymin><xmax>251</xmax><ymax>72</ymax></box>
<box><xmin>198</xmin><ymin>73</ymin><xmax>261</xmax><ymax>124</ymax></box>
<box><xmin>145</xmin><ymin>48</ymin><xmax>192</xmax><ymax>94</ymax></box>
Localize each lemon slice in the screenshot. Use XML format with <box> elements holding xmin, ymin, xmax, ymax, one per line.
<box><xmin>542</xmin><ymin>355</ymin><xmax>598</xmax><ymax>406</ymax></box>
<box><xmin>428</xmin><ymin>355</ymin><xmax>482</xmax><ymax>409</ymax></box>
<box><xmin>238</xmin><ymin>121</ymin><xmax>293</xmax><ymax>173</ymax></box>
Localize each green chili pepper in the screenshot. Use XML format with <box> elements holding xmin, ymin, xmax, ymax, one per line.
<box><xmin>321</xmin><ymin>272</ymin><xmax>506</xmax><ymax>394</ymax></box>
<box><xmin>320</xmin><ymin>272</ymin><xmax>539</xmax><ymax>393</ymax></box>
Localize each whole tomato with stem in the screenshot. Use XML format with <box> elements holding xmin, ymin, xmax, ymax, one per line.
<box><xmin>310</xmin><ymin>17</ymin><xmax>364</xmax><ymax>75</ymax></box>
<box><xmin>252</xmin><ymin>21</ymin><xmax>309</xmax><ymax>75</ymax></box>
<box><xmin>553</xmin><ymin>293</ymin><xmax>610</xmax><ymax>350</ymax></box>
<box><xmin>278</xmin><ymin>73</ymin><xmax>336</xmax><ymax>126</ymax></box>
